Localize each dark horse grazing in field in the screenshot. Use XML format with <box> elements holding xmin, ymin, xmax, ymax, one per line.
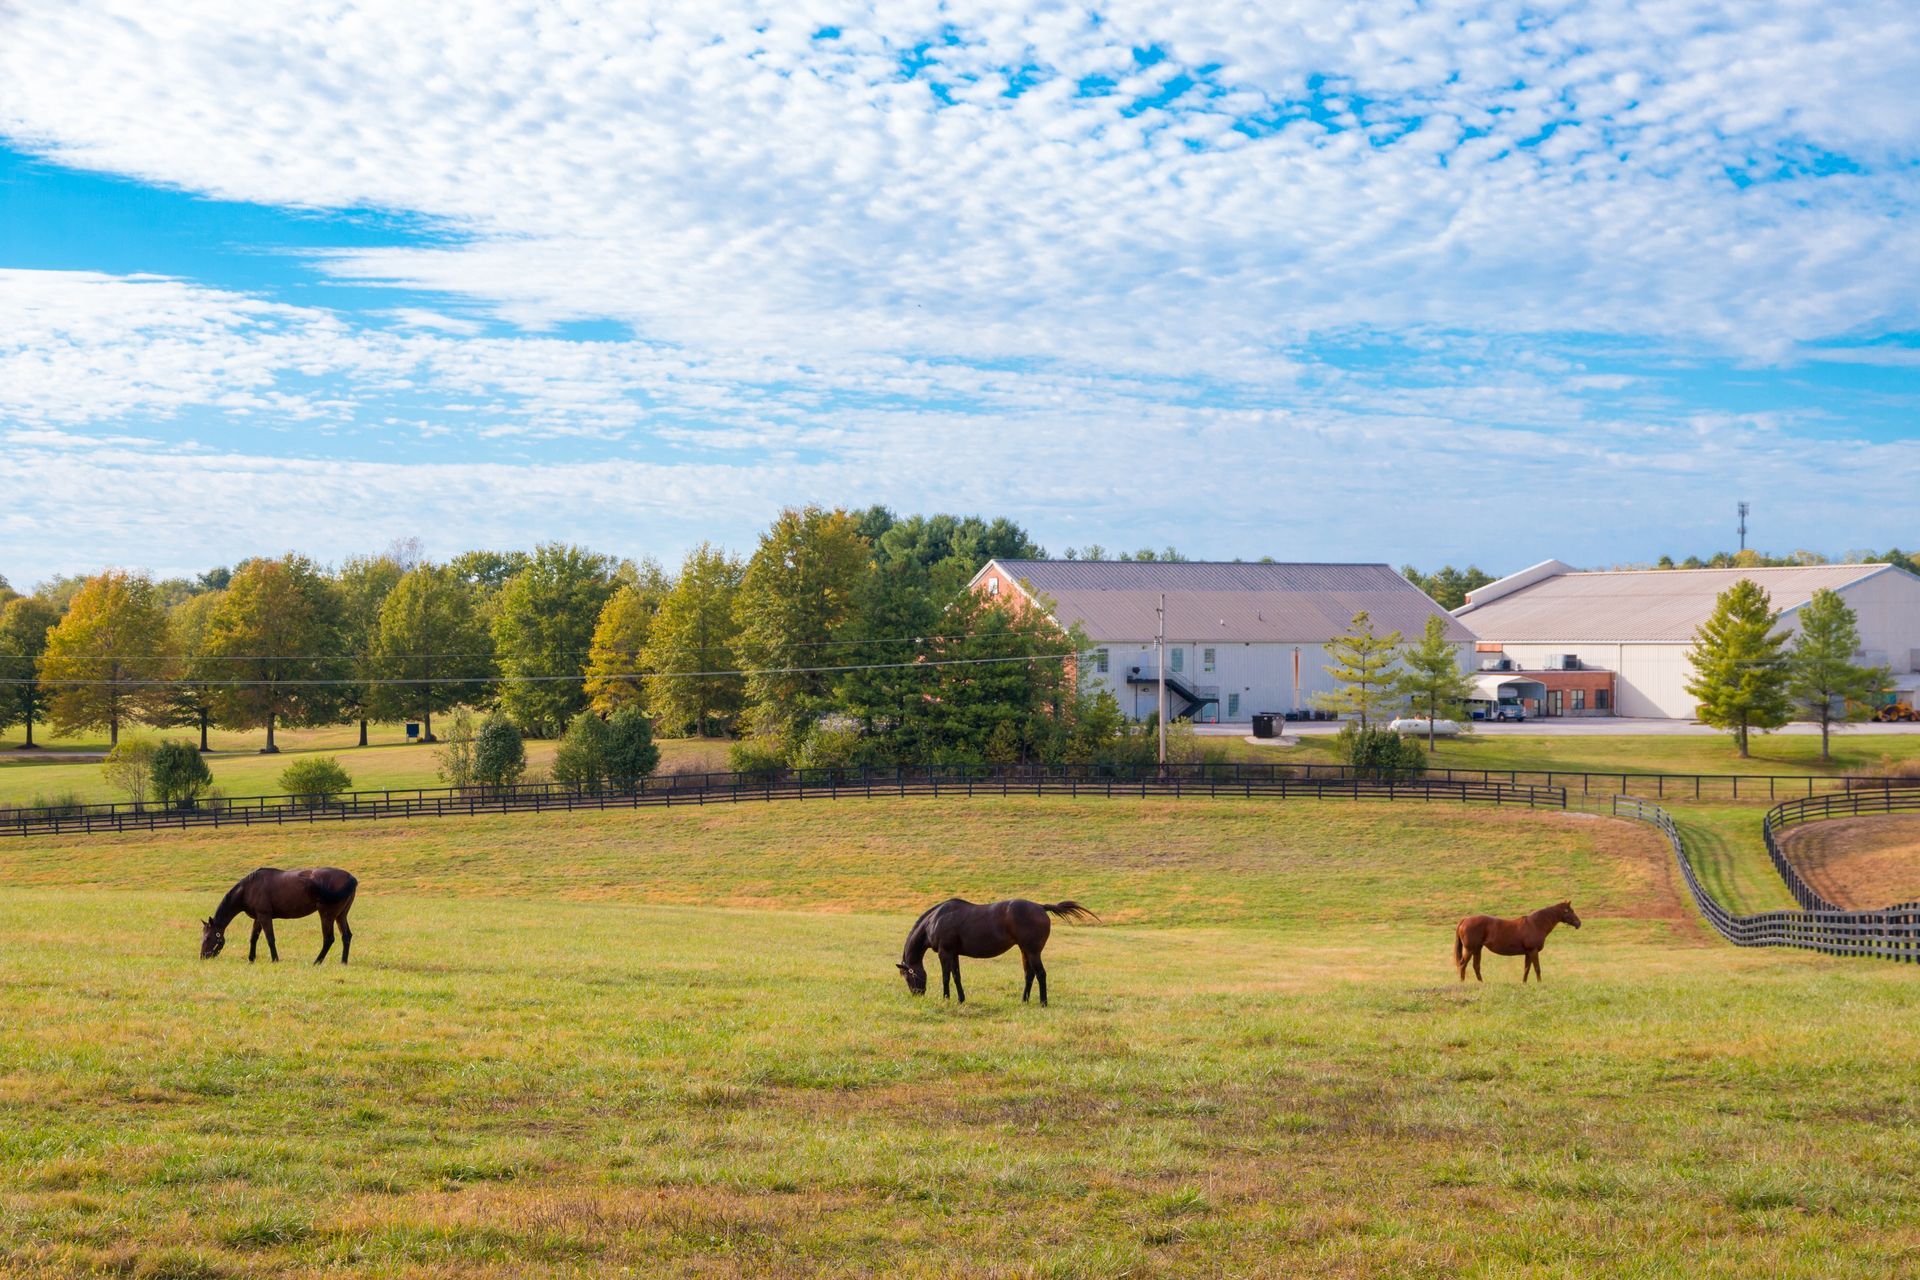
<box><xmin>898</xmin><ymin>898</ymin><xmax>1097</xmax><ymax>1005</ymax></box>
<box><xmin>1454</xmin><ymin>901</ymin><xmax>1580</xmax><ymax>983</ymax></box>
<box><xmin>201</xmin><ymin>867</ymin><xmax>358</xmax><ymax>964</ymax></box>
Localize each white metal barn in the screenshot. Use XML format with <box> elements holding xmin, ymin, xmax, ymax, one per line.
<box><xmin>969</xmin><ymin>560</ymin><xmax>1474</xmax><ymax>724</ymax></box>
<box><xmin>1453</xmin><ymin>560</ymin><xmax>1920</xmax><ymax>719</ymax></box>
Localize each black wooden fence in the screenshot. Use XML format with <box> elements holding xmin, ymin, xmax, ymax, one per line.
<box><xmin>1760</xmin><ymin>788</ymin><xmax>1920</xmax><ymax>913</ymax></box>
<box><xmin>1608</xmin><ymin>793</ymin><xmax>1920</xmax><ymax>963</ymax></box>
<box><xmin>0</xmin><ymin>763</ymin><xmax>1570</xmax><ymax>838</ymax></box>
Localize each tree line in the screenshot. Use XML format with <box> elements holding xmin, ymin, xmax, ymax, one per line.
<box><xmin>0</xmin><ymin>509</ymin><xmax>1161</xmax><ymax>770</ymax></box>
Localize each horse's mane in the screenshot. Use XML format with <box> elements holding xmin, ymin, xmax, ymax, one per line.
<box><xmin>902</xmin><ymin>898</ymin><xmax>964</xmax><ymax>961</ymax></box>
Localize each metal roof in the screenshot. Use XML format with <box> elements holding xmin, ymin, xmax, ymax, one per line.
<box><xmin>1454</xmin><ymin>564</ymin><xmax>1893</xmax><ymax>642</ymax></box>
<box><xmin>1471</xmin><ymin>672</ymin><xmax>1545</xmax><ymax>699</ymax></box>
<box><xmin>981</xmin><ymin>560</ymin><xmax>1472</xmax><ymax>643</ymax></box>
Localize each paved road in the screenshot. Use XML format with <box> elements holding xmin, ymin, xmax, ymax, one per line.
<box><xmin>1197</xmin><ymin>717</ymin><xmax>1920</xmax><ymax>738</ymax></box>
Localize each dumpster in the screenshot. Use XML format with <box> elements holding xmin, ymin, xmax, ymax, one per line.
<box><xmin>1251</xmin><ymin>713</ymin><xmax>1277</xmax><ymax>739</ymax></box>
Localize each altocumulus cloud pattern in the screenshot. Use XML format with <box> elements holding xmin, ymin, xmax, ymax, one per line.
<box><xmin>2</xmin><ymin>1</ymin><xmax>1919</xmax><ymax>577</ymax></box>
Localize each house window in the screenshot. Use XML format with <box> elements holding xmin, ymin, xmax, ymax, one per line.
<box><xmin>1227</xmin><ymin>692</ymin><xmax>1240</xmax><ymax>718</ymax></box>
<box><xmin>1596</xmin><ymin>688</ymin><xmax>1610</xmax><ymax>711</ymax></box>
<box><xmin>1571</xmin><ymin>689</ymin><xmax>1586</xmax><ymax>711</ymax></box>
<box><xmin>1202</xmin><ymin>647</ymin><xmax>1216</xmax><ymax>673</ymax></box>
<box><xmin>987</xmin><ymin>576</ymin><xmax>1000</xmax><ymax>595</ymax></box>
<box><xmin>1170</xmin><ymin>648</ymin><xmax>1184</xmax><ymax>674</ymax></box>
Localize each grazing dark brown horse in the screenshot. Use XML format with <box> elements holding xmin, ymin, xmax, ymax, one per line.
<box><xmin>1454</xmin><ymin>901</ymin><xmax>1580</xmax><ymax>983</ymax></box>
<box><xmin>201</xmin><ymin>867</ymin><xmax>358</xmax><ymax>964</ymax></box>
<box><xmin>897</xmin><ymin>898</ymin><xmax>1096</xmax><ymax>1005</ymax></box>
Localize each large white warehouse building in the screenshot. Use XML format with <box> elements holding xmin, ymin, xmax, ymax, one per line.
<box><xmin>1454</xmin><ymin>560</ymin><xmax>1920</xmax><ymax>719</ymax></box>
<box><xmin>969</xmin><ymin>559</ymin><xmax>1473</xmax><ymax>723</ymax></box>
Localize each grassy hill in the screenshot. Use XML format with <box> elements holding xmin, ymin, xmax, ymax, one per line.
<box><xmin>3</xmin><ymin>796</ymin><xmax>1917</xmax><ymax>1276</ymax></box>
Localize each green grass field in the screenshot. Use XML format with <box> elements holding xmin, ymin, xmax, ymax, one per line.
<box><xmin>0</xmin><ymin>725</ymin><xmax>733</xmax><ymax>807</ymax></box>
<box><xmin>4</xmin><ymin>796</ymin><xmax>1919</xmax><ymax>1277</ymax></box>
<box><xmin>1226</xmin><ymin>730</ymin><xmax>1920</xmax><ymax>777</ymax></box>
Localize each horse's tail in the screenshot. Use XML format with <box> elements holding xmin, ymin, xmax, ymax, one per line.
<box><xmin>311</xmin><ymin>872</ymin><xmax>358</xmax><ymax>905</ymax></box>
<box><xmin>1452</xmin><ymin>924</ymin><xmax>1465</xmax><ymax>970</ymax></box>
<box><xmin>1043</xmin><ymin>901</ymin><xmax>1098</xmax><ymax>924</ymax></box>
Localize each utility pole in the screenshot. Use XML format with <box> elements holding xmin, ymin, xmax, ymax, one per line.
<box><xmin>1737</xmin><ymin>501</ymin><xmax>1749</xmax><ymax>552</ymax></box>
<box><xmin>1156</xmin><ymin>592</ymin><xmax>1168</xmax><ymax>767</ymax></box>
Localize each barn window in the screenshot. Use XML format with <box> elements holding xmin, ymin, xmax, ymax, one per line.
<box><xmin>1202</xmin><ymin>647</ymin><xmax>1216</xmax><ymax>673</ymax></box>
<box><xmin>1227</xmin><ymin>692</ymin><xmax>1240</xmax><ymax>717</ymax></box>
<box><xmin>1095</xmin><ymin>648</ymin><xmax>1109</xmax><ymax>674</ymax></box>
<box><xmin>1170</xmin><ymin>648</ymin><xmax>1184</xmax><ymax>674</ymax></box>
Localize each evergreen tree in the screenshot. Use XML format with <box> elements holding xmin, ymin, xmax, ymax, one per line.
<box><xmin>552</xmin><ymin>710</ymin><xmax>613</xmax><ymax>792</ymax></box>
<box><xmin>642</xmin><ymin>543</ymin><xmax>744</xmax><ymax>737</ymax></box>
<box><xmin>1683</xmin><ymin>579</ymin><xmax>1791</xmax><ymax>757</ymax></box>
<box><xmin>604</xmin><ymin>706</ymin><xmax>661</xmax><ymax>788</ymax></box>
<box><xmin>491</xmin><ymin>544</ymin><xmax>615</xmax><ymax>736</ymax></box>
<box><xmin>1787</xmin><ymin>588</ymin><xmax>1890</xmax><ymax>761</ymax></box>
<box><xmin>0</xmin><ymin>595</ymin><xmax>59</xmax><ymax>748</ymax></box>
<box><xmin>202</xmin><ymin>554</ymin><xmax>349</xmax><ymax>753</ymax></box>
<box><xmin>372</xmin><ymin>564</ymin><xmax>496</xmax><ymax>741</ymax></box>
<box><xmin>1395</xmin><ymin>614</ymin><xmax>1476</xmax><ymax>752</ymax></box>
<box><xmin>1313</xmin><ymin>612</ymin><xmax>1404</xmax><ymax>729</ymax></box>
<box><xmin>734</xmin><ymin>506</ymin><xmax>869</xmax><ymax>737</ymax></box>
<box><xmin>39</xmin><ymin>570</ymin><xmax>169</xmax><ymax>746</ymax></box>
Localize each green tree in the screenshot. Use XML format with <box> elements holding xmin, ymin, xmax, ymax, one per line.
<box><xmin>371</xmin><ymin>565</ymin><xmax>495</xmax><ymax>742</ymax></box>
<box><xmin>604</xmin><ymin>706</ymin><xmax>661</xmax><ymax>788</ymax></box>
<box><xmin>336</xmin><ymin>554</ymin><xmax>404</xmax><ymax>747</ymax></box>
<box><xmin>1395</xmin><ymin>615</ymin><xmax>1476</xmax><ymax>752</ymax></box>
<box><xmin>735</xmin><ymin>506</ymin><xmax>870</xmax><ymax>737</ymax></box>
<box><xmin>473</xmin><ymin>714</ymin><xmax>526</xmax><ymax>789</ymax></box>
<box><xmin>0</xmin><ymin>595</ymin><xmax>59</xmax><ymax>749</ymax></box>
<box><xmin>902</xmin><ymin>591</ymin><xmax>1078</xmax><ymax>763</ymax></box>
<box><xmin>150</xmin><ymin>739</ymin><xmax>213</xmax><ymax>809</ymax></box>
<box><xmin>203</xmin><ymin>555</ymin><xmax>348</xmax><ymax>753</ymax></box>
<box><xmin>1313</xmin><ymin>612</ymin><xmax>1404</xmax><ymax>729</ymax></box>
<box><xmin>584</xmin><ymin>584</ymin><xmax>658</xmax><ymax>716</ymax></box>
<box><xmin>1683</xmin><ymin>579</ymin><xmax>1792</xmax><ymax>757</ymax></box>
<box><xmin>552</xmin><ymin>711</ymin><xmax>613</xmax><ymax>792</ymax></box>
<box><xmin>40</xmin><ymin>570</ymin><xmax>169</xmax><ymax>746</ymax></box>
<box><xmin>1401</xmin><ymin>565</ymin><xmax>1497</xmax><ymax>611</ymax></box>
<box><xmin>153</xmin><ymin>592</ymin><xmax>224</xmax><ymax>751</ymax></box>
<box><xmin>1787</xmin><ymin>588</ymin><xmax>1891</xmax><ymax>761</ymax></box>
<box><xmin>491</xmin><ymin>544</ymin><xmax>615</xmax><ymax>737</ymax></box>
<box><xmin>102</xmin><ymin>737</ymin><xmax>158</xmax><ymax>804</ymax></box>
<box><xmin>435</xmin><ymin>707</ymin><xmax>477</xmax><ymax>789</ymax></box>
<box><xmin>643</xmin><ymin>543</ymin><xmax>744</xmax><ymax>737</ymax></box>
<box><xmin>279</xmin><ymin>756</ymin><xmax>353</xmax><ymax>807</ymax></box>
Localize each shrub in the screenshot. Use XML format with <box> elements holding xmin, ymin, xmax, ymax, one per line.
<box><xmin>984</xmin><ymin>720</ymin><xmax>1023</xmax><ymax>766</ymax></box>
<box><xmin>151</xmin><ymin>740</ymin><xmax>213</xmax><ymax>809</ymax></box>
<box><xmin>101</xmin><ymin>738</ymin><xmax>157</xmax><ymax>805</ymax></box>
<box><xmin>435</xmin><ymin>708</ymin><xmax>477</xmax><ymax>789</ymax></box>
<box><xmin>728</xmin><ymin>734</ymin><xmax>788</xmax><ymax>779</ymax></box>
<box><xmin>473</xmin><ymin>715</ymin><xmax>526</xmax><ymax>789</ymax></box>
<box><xmin>604</xmin><ymin>707</ymin><xmax>661</xmax><ymax>789</ymax></box>
<box><xmin>1334</xmin><ymin>723</ymin><xmax>1428</xmax><ymax>781</ymax></box>
<box><xmin>552</xmin><ymin>712</ymin><xmax>612</xmax><ymax>792</ymax></box>
<box><xmin>278</xmin><ymin>757</ymin><xmax>353</xmax><ymax>807</ymax></box>
<box><xmin>794</xmin><ymin>725</ymin><xmax>861</xmax><ymax>771</ymax></box>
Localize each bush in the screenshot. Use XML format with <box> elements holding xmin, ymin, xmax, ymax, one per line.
<box><xmin>794</xmin><ymin>725</ymin><xmax>861</xmax><ymax>771</ymax></box>
<box><xmin>1335</xmin><ymin>723</ymin><xmax>1428</xmax><ymax>781</ymax></box>
<box><xmin>278</xmin><ymin>757</ymin><xmax>353</xmax><ymax>807</ymax></box>
<box><xmin>604</xmin><ymin>707</ymin><xmax>661</xmax><ymax>789</ymax></box>
<box><xmin>552</xmin><ymin>712</ymin><xmax>612</xmax><ymax>792</ymax></box>
<box><xmin>435</xmin><ymin>708</ymin><xmax>477</xmax><ymax>789</ymax></box>
<box><xmin>984</xmin><ymin>720</ymin><xmax>1023</xmax><ymax>766</ymax></box>
<box><xmin>151</xmin><ymin>740</ymin><xmax>213</xmax><ymax>809</ymax></box>
<box><xmin>728</xmin><ymin>734</ymin><xmax>788</xmax><ymax>779</ymax></box>
<box><xmin>101</xmin><ymin>738</ymin><xmax>157</xmax><ymax>805</ymax></box>
<box><xmin>473</xmin><ymin>715</ymin><xmax>526</xmax><ymax>789</ymax></box>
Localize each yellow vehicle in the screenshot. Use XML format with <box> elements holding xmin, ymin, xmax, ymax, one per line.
<box><xmin>1876</xmin><ymin>701</ymin><xmax>1920</xmax><ymax>723</ymax></box>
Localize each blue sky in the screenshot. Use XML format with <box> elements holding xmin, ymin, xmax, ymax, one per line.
<box><xmin>4</xmin><ymin>1</ymin><xmax>1920</xmax><ymax>586</ymax></box>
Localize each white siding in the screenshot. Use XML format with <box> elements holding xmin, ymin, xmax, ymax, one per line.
<box><xmin>1086</xmin><ymin>639</ymin><xmax>1473</xmax><ymax>723</ymax></box>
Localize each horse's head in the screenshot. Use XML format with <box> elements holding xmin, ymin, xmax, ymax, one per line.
<box><xmin>199</xmin><ymin>917</ymin><xmax>226</xmax><ymax>959</ymax></box>
<box><xmin>1559</xmin><ymin>901</ymin><xmax>1582</xmax><ymax>929</ymax></box>
<box><xmin>897</xmin><ymin>960</ymin><xmax>927</xmax><ymax>996</ymax></box>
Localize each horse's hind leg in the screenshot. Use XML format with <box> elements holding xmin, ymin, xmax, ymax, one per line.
<box><xmin>1021</xmin><ymin>952</ymin><xmax>1035</xmax><ymax>1004</ymax></box>
<box><xmin>339</xmin><ymin>913</ymin><xmax>352</xmax><ymax>965</ymax></box>
<box><xmin>1035</xmin><ymin>957</ymin><xmax>1048</xmax><ymax>1007</ymax></box>
<box><xmin>1471</xmin><ymin>947</ymin><xmax>1483</xmax><ymax>982</ymax></box>
<box><xmin>314</xmin><ymin>913</ymin><xmax>335</xmax><ymax>965</ymax></box>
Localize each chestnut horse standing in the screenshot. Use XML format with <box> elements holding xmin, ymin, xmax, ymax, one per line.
<box><xmin>1454</xmin><ymin>901</ymin><xmax>1580</xmax><ymax>983</ymax></box>
<box><xmin>897</xmin><ymin>898</ymin><xmax>1096</xmax><ymax>1005</ymax></box>
<box><xmin>200</xmin><ymin>867</ymin><xmax>358</xmax><ymax>964</ymax></box>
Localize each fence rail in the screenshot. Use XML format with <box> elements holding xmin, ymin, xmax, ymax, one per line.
<box><xmin>0</xmin><ymin>764</ymin><xmax>1570</xmax><ymax>838</ymax></box>
<box><xmin>1759</xmin><ymin>788</ymin><xmax>1920</xmax><ymax>912</ymax></box>
<box><xmin>1607</xmin><ymin>793</ymin><xmax>1920</xmax><ymax>963</ymax></box>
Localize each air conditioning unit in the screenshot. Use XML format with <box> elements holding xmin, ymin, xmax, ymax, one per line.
<box><xmin>1480</xmin><ymin>657</ymin><xmax>1512</xmax><ymax>672</ymax></box>
<box><xmin>1546</xmin><ymin>654</ymin><xmax>1578</xmax><ymax>671</ymax></box>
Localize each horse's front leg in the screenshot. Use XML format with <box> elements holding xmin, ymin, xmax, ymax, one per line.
<box><xmin>946</xmin><ymin>951</ymin><xmax>965</xmax><ymax>1005</ymax></box>
<box><xmin>940</xmin><ymin>954</ymin><xmax>952</xmax><ymax>1000</ymax></box>
<box><xmin>248</xmin><ymin>919</ymin><xmax>262</xmax><ymax>963</ymax></box>
<box><xmin>262</xmin><ymin>917</ymin><xmax>280</xmax><ymax>962</ymax></box>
